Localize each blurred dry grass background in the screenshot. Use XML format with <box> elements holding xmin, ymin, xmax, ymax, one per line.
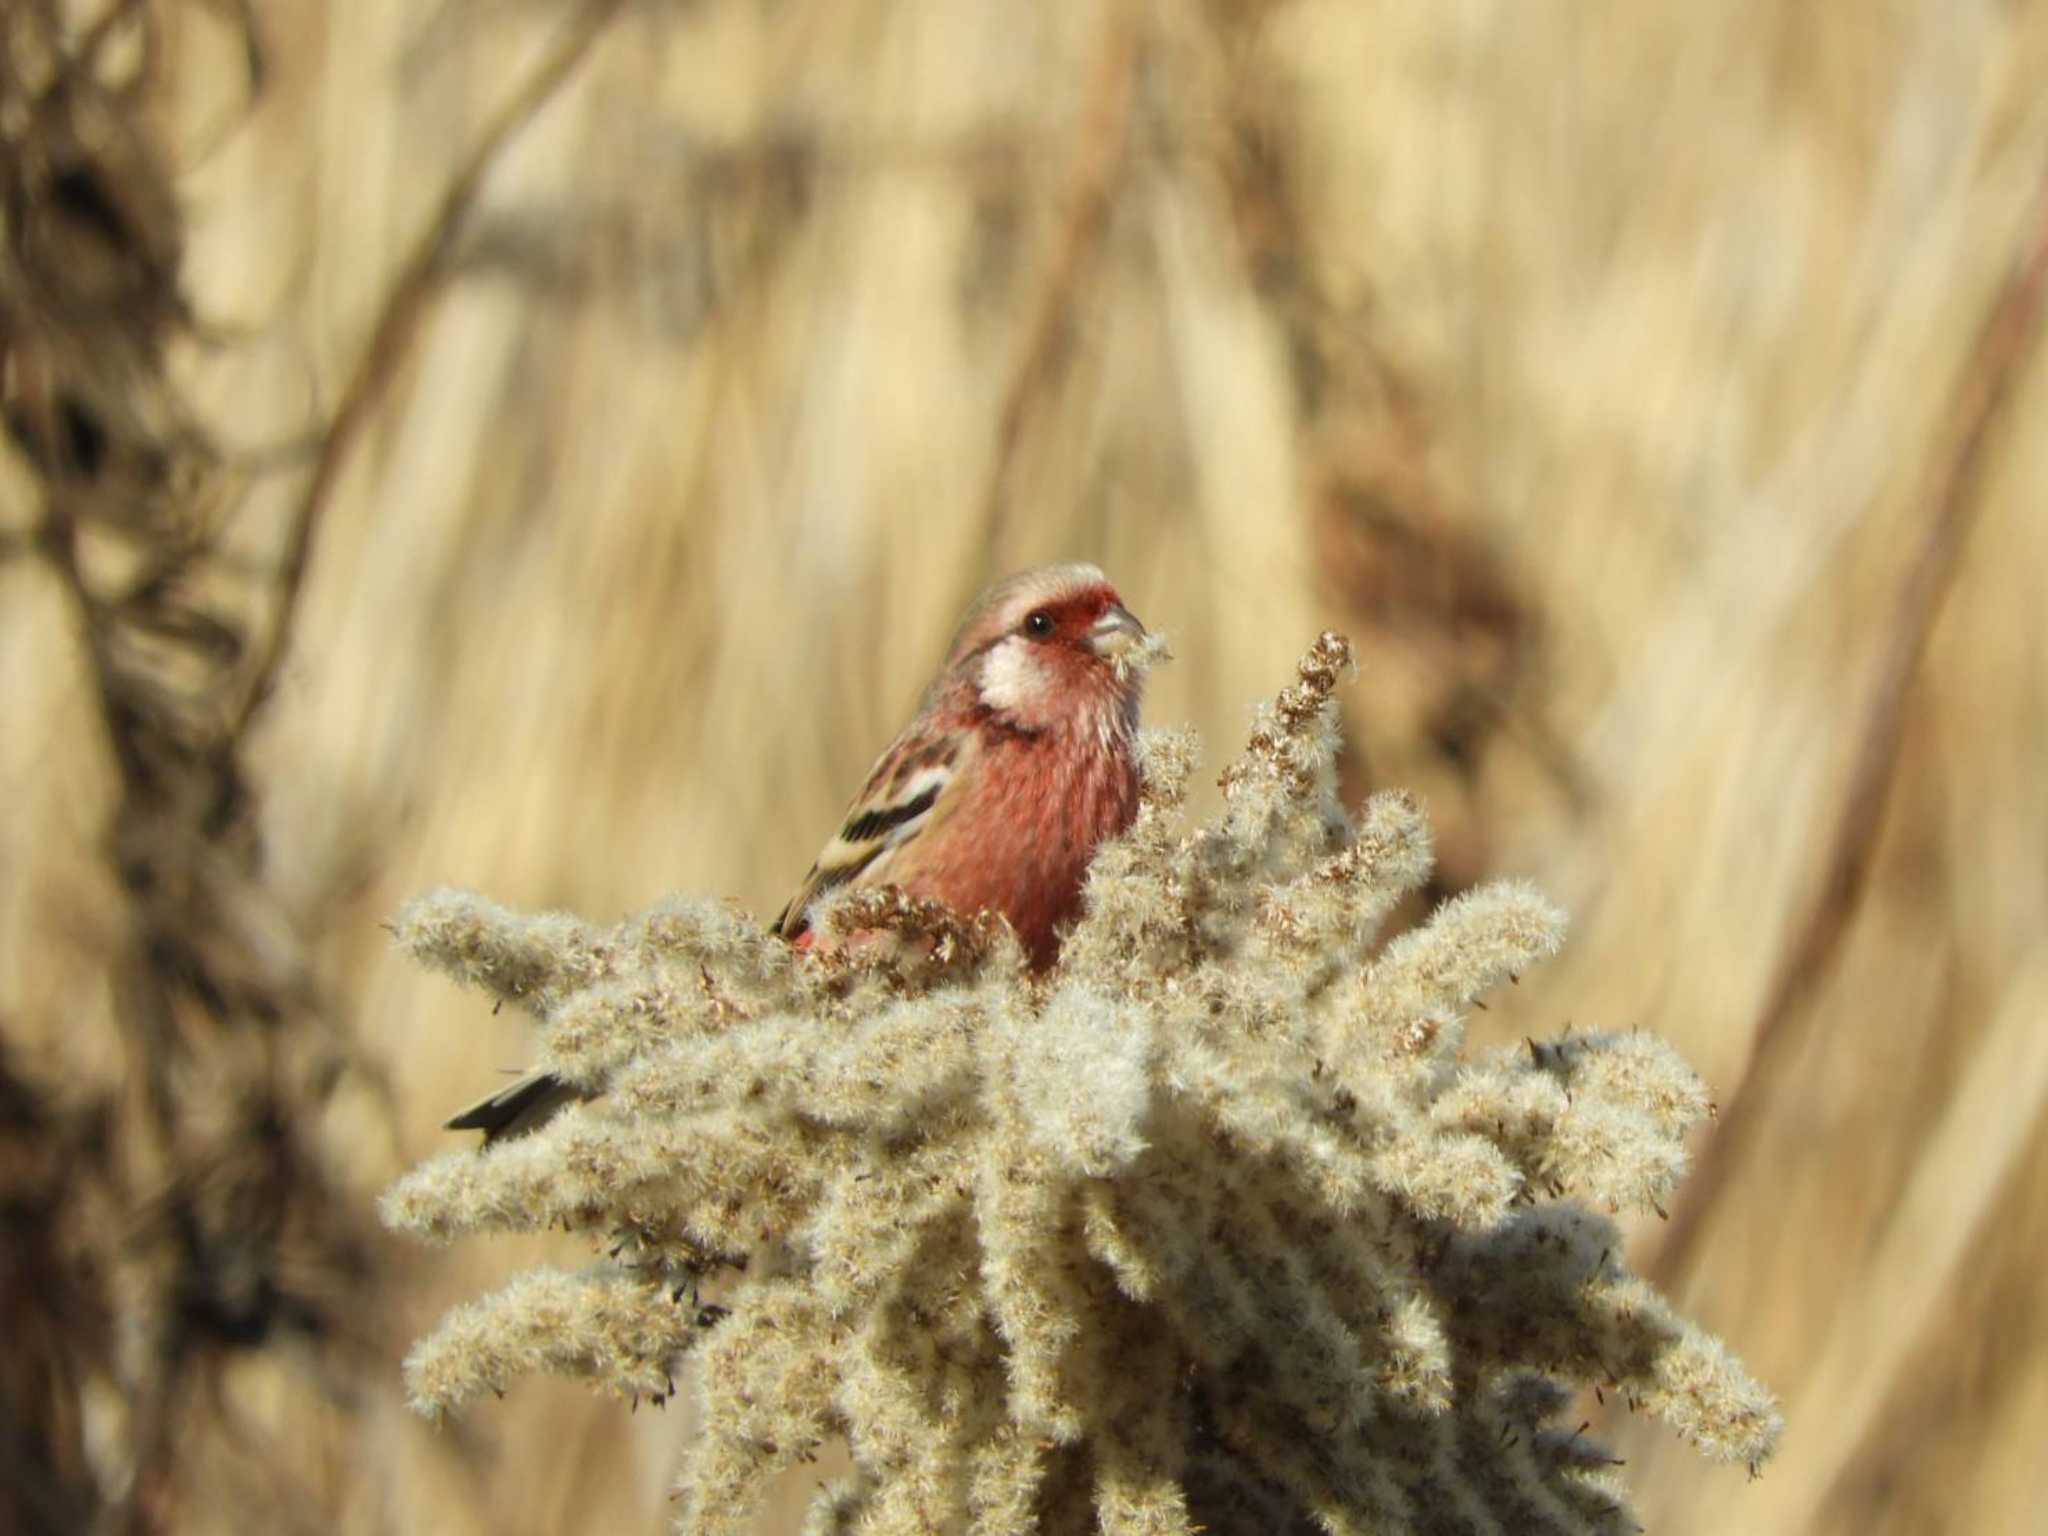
<box><xmin>3</xmin><ymin>1</ymin><xmax>2046</xmax><ymax>1532</ymax></box>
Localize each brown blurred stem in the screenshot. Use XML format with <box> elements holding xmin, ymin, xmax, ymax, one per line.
<box><xmin>230</xmin><ymin>0</ymin><xmax>628</xmax><ymax>736</ymax></box>
<box><xmin>974</xmin><ymin>4</ymin><xmax>1138</xmax><ymax>561</ymax></box>
<box><xmin>1655</xmin><ymin>163</ymin><xmax>2048</xmax><ymax>1283</ymax></box>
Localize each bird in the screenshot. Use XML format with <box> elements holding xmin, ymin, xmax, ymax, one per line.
<box><xmin>446</xmin><ymin>563</ymin><xmax>1152</xmax><ymax>1141</ymax></box>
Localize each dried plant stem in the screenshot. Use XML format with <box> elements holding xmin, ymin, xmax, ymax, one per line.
<box><xmin>231</xmin><ymin>0</ymin><xmax>630</xmax><ymax>735</ymax></box>
<box><xmin>1656</xmin><ymin>159</ymin><xmax>2048</xmax><ymax>1283</ymax></box>
<box><xmin>974</xmin><ymin>3</ymin><xmax>1137</xmax><ymax>561</ymax></box>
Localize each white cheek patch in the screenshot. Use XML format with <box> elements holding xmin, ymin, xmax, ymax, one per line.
<box><xmin>979</xmin><ymin>637</ymin><xmax>1055</xmax><ymax>716</ymax></box>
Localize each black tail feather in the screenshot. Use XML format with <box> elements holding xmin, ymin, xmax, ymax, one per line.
<box><xmin>443</xmin><ymin>1071</ymin><xmax>578</xmax><ymax>1142</ymax></box>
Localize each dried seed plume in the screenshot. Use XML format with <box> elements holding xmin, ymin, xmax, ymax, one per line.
<box><xmin>384</xmin><ymin>633</ymin><xmax>1779</xmax><ymax>1534</ymax></box>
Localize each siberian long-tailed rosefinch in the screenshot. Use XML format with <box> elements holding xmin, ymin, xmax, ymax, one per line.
<box><xmin>447</xmin><ymin>563</ymin><xmax>1152</xmax><ymax>1139</ymax></box>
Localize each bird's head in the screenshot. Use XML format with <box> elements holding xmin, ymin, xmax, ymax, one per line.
<box><xmin>945</xmin><ymin>563</ymin><xmax>1152</xmax><ymax>736</ymax></box>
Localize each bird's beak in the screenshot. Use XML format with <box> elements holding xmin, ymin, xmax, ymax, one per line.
<box><xmin>1087</xmin><ymin>601</ymin><xmax>1147</xmax><ymax>660</ymax></box>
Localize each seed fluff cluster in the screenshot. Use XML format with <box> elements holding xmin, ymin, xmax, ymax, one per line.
<box><xmin>382</xmin><ymin>634</ymin><xmax>1779</xmax><ymax>1535</ymax></box>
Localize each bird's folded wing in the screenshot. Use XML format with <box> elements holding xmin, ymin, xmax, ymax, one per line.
<box><xmin>774</xmin><ymin>742</ymin><xmax>969</xmax><ymax>939</ymax></box>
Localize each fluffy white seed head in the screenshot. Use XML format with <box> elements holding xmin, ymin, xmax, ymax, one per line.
<box><xmin>1004</xmin><ymin>984</ymin><xmax>1154</xmax><ymax>1177</ymax></box>
<box><xmin>384</xmin><ymin>637</ymin><xmax>1778</xmax><ymax>1534</ymax></box>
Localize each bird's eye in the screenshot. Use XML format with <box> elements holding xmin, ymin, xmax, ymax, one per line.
<box><xmin>1023</xmin><ymin>610</ymin><xmax>1055</xmax><ymax>638</ymax></box>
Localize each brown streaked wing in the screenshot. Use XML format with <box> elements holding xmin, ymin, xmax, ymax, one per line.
<box><xmin>773</xmin><ymin>729</ymin><xmax>974</xmax><ymax>939</ymax></box>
